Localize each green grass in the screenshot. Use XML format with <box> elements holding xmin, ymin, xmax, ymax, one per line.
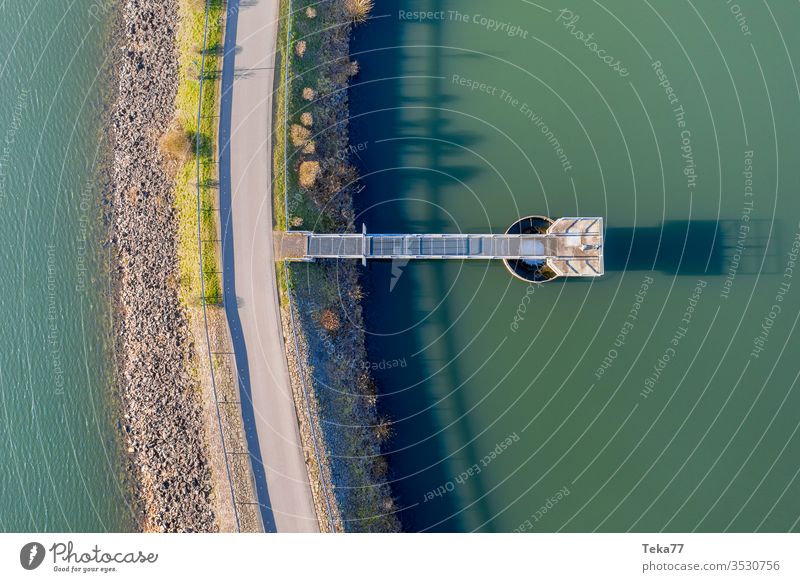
<box><xmin>274</xmin><ymin>0</ymin><xmax>340</xmax><ymax>238</ymax></box>
<box><xmin>275</xmin><ymin>260</ymin><xmax>290</xmax><ymax>296</ymax></box>
<box><xmin>174</xmin><ymin>0</ymin><xmax>224</xmax><ymax>306</ymax></box>
<box><xmin>272</xmin><ymin>0</ymin><xmax>290</xmax><ymax>232</ymax></box>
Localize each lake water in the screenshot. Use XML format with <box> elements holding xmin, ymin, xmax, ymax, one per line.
<box><xmin>0</xmin><ymin>2</ymin><xmax>131</xmax><ymax>531</ymax></box>
<box><xmin>350</xmin><ymin>1</ymin><xmax>800</xmax><ymax>531</ymax></box>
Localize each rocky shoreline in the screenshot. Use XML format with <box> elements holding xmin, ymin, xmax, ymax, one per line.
<box><xmin>110</xmin><ymin>0</ymin><xmax>217</xmax><ymax>532</ymax></box>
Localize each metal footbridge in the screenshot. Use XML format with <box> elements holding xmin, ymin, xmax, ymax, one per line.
<box><xmin>275</xmin><ymin>217</ymin><xmax>604</xmax><ymax>280</ymax></box>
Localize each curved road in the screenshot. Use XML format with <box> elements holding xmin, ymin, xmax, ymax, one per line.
<box><xmin>219</xmin><ymin>0</ymin><xmax>319</xmax><ymax>532</ymax></box>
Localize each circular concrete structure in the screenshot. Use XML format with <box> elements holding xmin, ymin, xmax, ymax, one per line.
<box><xmin>504</xmin><ymin>215</ymin><xmax>558</xmax><ymax>283</ymax></box>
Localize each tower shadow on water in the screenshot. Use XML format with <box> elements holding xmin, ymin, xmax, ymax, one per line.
<box><xmin>604</xmin><ymin>219</ymin><xmax>778</xmax><ymax>277</ymax></box>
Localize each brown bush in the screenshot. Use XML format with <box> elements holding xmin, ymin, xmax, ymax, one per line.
<box><xmin>344</xmin><ymin>0</ymin><xmax>374</xmax><ymax>23</ymax></box>
<box><xmin>159</xmin><ymin>125</ymin><xmax>192</xmax><ymax>162</ymax></box>
<box><xmin>305</xmin><ymin>7</ymin><xmax>317</xmax><ymax>18</ymax></box>
<box><xmin>295</xmin><ymin>40</ymin><xmax>307</xmax><ymax>57</ymax></box>
<box><xmin>318</xmin><ymin>308</ymin><xmax>341</xmax><ymax>332</ymax></box>
<box><xmin>358</xmin><ymin>372</ymin><xmax>377</xmax><ymax>406</ymax></box>
<box><xmin>303</xmin><ymin>141</ymin><xmax>316</xmax><ymax>154</ymax></box>
<box><xmin>302</xmin><ymin>87</ymin><xmax>316</xmax><ymax>101</ymax></box>
<box><xmin>358</xmin><ymin>372</ymin><xmax>376</xmax><ymax>394</ymax></box>
<box><xmin>350</xmin><ymin>284</ymin><xmax>365</xmax><ymax>301</ymax></box>
<box><xmin>381</xmin><ymin>496</ymin><xmax>398</xmax><ymax>514</ymax></box>
<box><xmin>374</xmin><ymin>417</ymin><xmax>392</xmax><ymax>442</ymax></box>
<box><xmin>299</xmin><ymin>161</ymin><xmax>321</xmax><ymax>188</ymax></box>
<box><xmin>290</xmin><ymin>124</ymin><xmax>310</xmax><ymax>147</ymax></box>
<box><xmin>300</xmin><ymin>112</ymin><xmax>314</xmax><ymax>127</ymax></box>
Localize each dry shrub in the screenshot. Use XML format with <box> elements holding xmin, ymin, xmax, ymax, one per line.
<box><xmin>295</xmin><ymin>40</ymin><xmax>307</xmax><ymax>57</ymax></box>
<box><xmin>317</xmin><ymin>161</ymin><xmax>358</xmax><ymax>200</ymax></box>
<box><xmin>300</xmin><ymin>112</ymin><xmax>313</xmax><ymax>127</ymax></box>
<box><xmin>344</xmin><ymin>0</ymin><xmax>374</xmax><ymax>23</ymax></box>
<box><xmin>358</xmin><ymin>372</ymin><xmax>377</xmax><ymax>407</ymax></box>
<box><xmin>290</xmin><ymin>124</ymin><xmax>310</xmax><ymax>146</ymax></box>
<box><xmin>159</xmin><ymin>124</ymin><xmax>192</xmax><ymax>162</ymax></box>
<box><xmin>303</xmin><ymin>141</ymin><xmax>316</xmax><ymax>154</ymax></box>
<box><xmin>350</xmin><ymin>284</ymin><xmax>365</xmax><ymax>301</ymax></box>
<box><xmin>374</xmin><ymin>417</ymin><xmax>392</xmax><ymax>442</ymax></box>
<box><xmin>302</xmin><ymin>87</ymin><xmax>316</xmax><ymax>101</ymax></box>
<box><xmin>290</xmin><ymin>216</ymin><xmax>304</xmax><ymax>227</ymax></box>
<box><xmin>381</xmin><ymin>496</ymin><xmax>398</xmax><ymax>514</ymax></box>
<box><xmin>318</xmin><ymin>308</ymin><xmax>341</xmax><ymax>332</ymax></box>
<box><xmin>299</xmin><ymin>161</ymin><xmax>321</xmax><ymax>188</ymax></box>
<box><xmin>334</xmin><ymin>59</ymin><xmax>360</xmax><ymax>84</ymax></box>
<box><xmin>306</xmin><ymin>7</ymin><xmax>317</xmax><ymax>18</ymax></box>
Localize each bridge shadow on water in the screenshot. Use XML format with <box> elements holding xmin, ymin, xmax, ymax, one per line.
<box><xmin>351</xmin><ymin>0</ymin><xmax>502</xmax><ymax>532</ymax></box>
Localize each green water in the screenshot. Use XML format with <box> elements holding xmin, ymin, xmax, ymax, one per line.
<box><xmin>350</xmin><ymin>1</ymin><xmax>800</xmax><ymax>531</ymax></box>
<box><xmin>0</xmin><ymin>2</ymin><xmax>131</xmax><ymax>531</ymax></box>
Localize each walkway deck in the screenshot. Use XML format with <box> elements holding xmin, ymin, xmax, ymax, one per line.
<box><xmin>274</xmin><ymin>217</ymin><xmax>604</xmax><ymax>278</ymax></box>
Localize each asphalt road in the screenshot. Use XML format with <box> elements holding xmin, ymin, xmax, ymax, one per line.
<box><xmin>219</xmin><ymin>0</ymin><xmax>319</xmax><ymax>533</ymax></box>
